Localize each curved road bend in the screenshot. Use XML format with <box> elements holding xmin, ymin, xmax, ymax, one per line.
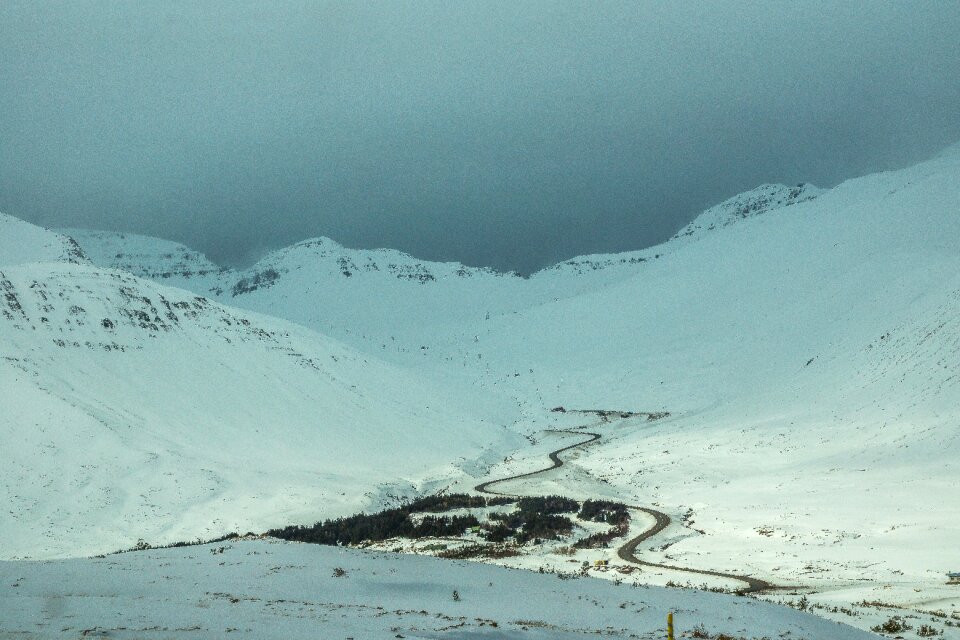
<box><xmin>474</xmin><ymin>429</ymin><xmax>601</xmax><ymax>497</ymax></box>
<box><xmin>616</xmin><ymin>510</ymin><xmax>776</xmax><ymax>594</ymax></box>
<box><xmin>474</xmin><ymin>427</ymin><xmax>779</xmax><ymax>594</ymax></box>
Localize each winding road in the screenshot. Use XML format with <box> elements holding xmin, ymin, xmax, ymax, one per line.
<box><xmin>474</xmin><ymin>429</ymin><xmax>601</xmax><ymax>497</ymax></box>
<box><xmin>474</xmin><ymin>424</ymin><xmax>779</xmax><ymax>594</ymax></box>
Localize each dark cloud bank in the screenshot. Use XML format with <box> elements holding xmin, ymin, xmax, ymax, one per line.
<box><xmin>2</xmin><ymin>2</ymin><xmax>959</xmax><ymax>273</ymax></box>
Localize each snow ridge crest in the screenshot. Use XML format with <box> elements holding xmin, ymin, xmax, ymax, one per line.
<box><xmin>673</xmin><ymin>182</ymin><xmax>822</xmax><ymax>242</ymax></box>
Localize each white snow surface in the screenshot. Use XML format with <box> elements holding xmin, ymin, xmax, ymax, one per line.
<box><xmin>58</xmin><ymin>228</ymin><xmax>225</xmax><ymax>285</ymax></box>
<box><xmin>0</xmin><ymin>212</ymin><xmax>88</xmax><ymax>267</ymax></box>
<box><xmin>0</xmin><ymin>539</ymin><xmax>878</xmax><ymax>639</ymax></box>
<box><xmin>670</xmin><ymin>182</ymin><xmax>823</xmax><ymax>243</ymax></box>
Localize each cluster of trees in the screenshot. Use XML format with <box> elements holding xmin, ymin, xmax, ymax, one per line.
<box><xmin>573</xmin><ymin>499</ymin><xmax>631</xmax><ymax>549</ymax></box>
<box><xmin>412</xmin><ymin>515</ymin><xmax>481</xmax><ymax>538</ymax></box>
<box><xmin>269</xmin><ymin>508</ymin><xmax>409</xmax><ymax>545</ymax></box>
<box><xmin>572</xmin><ymin>521</ymin><xmax>629</xmax><ymax>549</ymax></box>
<box><xmin>267</xmin><ymin>493</ymin><xmax>512</xmax><ymax>546</ymax></box>
<box><xmin>269</xmin><ymin>508</ymin><xmax>483</xmax><ymax>545</ymax></box>
<box><xmin>517</xmin><ymin>496</ymin><xmax>580</xmax><ymax>514</ymax></box>
<box><xmin>404</xmin><ymin>493</ymin><xmax>512</xmax><ymax>512</ymax></box>
<box><xmin>266</xmin><ymin>494</ymin><xmax>634</xmax><ymax>549</ymax></box>
<box><xmin>577</xmin><ymin>499</ymin><xmax>630</xmax><ymax>525</ymax></box>
<box><xmin>485</xmin><ymin>495</ymin><xmax>579</xmax><ymax>543</ymax></box>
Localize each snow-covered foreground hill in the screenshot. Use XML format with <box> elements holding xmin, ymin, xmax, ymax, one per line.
<box><xmin>0</xmin><ymin>538</ymin><xmax>878</xmax><ymax>640</ymax></box>
<box><xmin>1</xmin><ymin>216</ymin><xmax>521</xmax><ymax>559</ymax></box>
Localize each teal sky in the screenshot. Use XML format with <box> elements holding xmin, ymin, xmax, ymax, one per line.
<box><xmin>2</xmin><ymin>1</ymin><xmax>959</xmax><ymax>272</ymax></box>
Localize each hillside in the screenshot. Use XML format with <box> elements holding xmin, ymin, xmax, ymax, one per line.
<box><xmin>1</xmin><ymin>212</ymin><xmax>88</xmax><ymax>266</ymax></box>
<box><xmin>475</xmin><ymin>145</ymin><xmax>960</xmax><ymax>407</ymax></box>
<box><xmin>0</xmin><ymin>538</ymin><xmax>879</xmax><ymax>640</ymax></box>
<box><xmin>60</xmin><ymin>228</ymin><xmax>227</xmax><ymax>288</ymax></box>
<box><xmin>1</xmin><ymin>221</ymin><xmax>520</xmax><ymax>559</ymax></box>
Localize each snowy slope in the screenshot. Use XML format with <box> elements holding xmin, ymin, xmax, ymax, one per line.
<box><xmin>59</xmin><ymin>232</ymin><xmax>533</xmax><ymax>355</ymax></box>
<box><xmin>476</xmin><ymin>168</ymin><xmax>958</xmax><ymax>410</ymax></box>
<box><xmin>0</xmin><ymin>539</ymin><xmax>879</xmax><ymax>640</ymax></box>
<box><xmin>58</xmin><ymin>228</ymin><xmax>227</xmax><ymax>291</ymax></box>
<box><xmin>59</xmin><ymin>148</ymin><xmax>960</xmax><ymax>545</ymax></box>
<box><xmin>0</xmin><ymin>212</ymin><xmax>88</xmax><ymax>266</ymax></box>
<box><xmin>473</xmin><ymin>143</ymin><xmax>960</xmax><ymax>410</ymax></box>
<box><xmin>670</xmin><ymin>182</ymin><xmax>822</xmax><ymax>243</ymax></box>
<box><xmin>130</xmin><ymin>144</ymin><xmax>960</xmax><ymax>625</ymax></box>
<box><xmin>210</xmin><ymin>237</ymin><xmax>533</xmax><ymax>350</ymax></box>
<box><xmin>1</xmin><ymin>223</ymin><xmax>519</xmax><ymax>560</ymax></box>
<box><xmin>58</xmin><ymin>145</ymin><xmax>960</xmax><ymax>525</ymax></box>
<box><xmin>534</xmin><ymin>182</ymin><xmax>822</xmax><ymax>280</ymax></box>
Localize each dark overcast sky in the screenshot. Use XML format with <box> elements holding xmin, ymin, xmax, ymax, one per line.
<box><xmin>2</xmin><ymin>2</ymin><xmax>959</xmax><ymax>273</ymax></box>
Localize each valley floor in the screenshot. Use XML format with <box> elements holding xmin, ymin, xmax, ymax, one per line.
<box><xmin>4</xmin><ymin>410</ymin><xmax>957</xmax><ymax>639</ymax></box>
<box><xmin>436</xmin><ymin>412</ymin><xmax>960</xmax><ymax>639</ymax></box>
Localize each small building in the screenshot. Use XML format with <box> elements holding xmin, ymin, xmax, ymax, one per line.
<box><xmin>948</xmin><ymin>572</ymin><xmax>960</xmax><ymax>584</ymax></box>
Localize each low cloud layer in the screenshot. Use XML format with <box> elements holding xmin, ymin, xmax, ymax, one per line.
<box><xmin>2</xmin><ymin>2</ymin><xmax>959</xmax><ymax>273</ymax></box>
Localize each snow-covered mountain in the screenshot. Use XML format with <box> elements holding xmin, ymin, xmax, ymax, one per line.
<box><xmin>454</xmin><ymin>143</ymin><xmax>960</xmax><ymax>611</ymax></box>
<box><xmin>9</xmin><ymin>142</ymin><xmax>960</xmax><ymax>635</ymax></box>
<box><xmin>1</xmin><ymin>218</ymin><xmax>520</xmax><ymax>559</ymax></box>
<box><xmin>670</xmin><ymin>182</ymin><xmax>822</xmax><ymax>242</ymax></box>
<box><xmin>60</xmin><ymin>228</ymin><xmax>226</xmax><ymax>285</ymax></box>
<box><xmin>61</xmin><ymin>181</ymin><xmax>827</xmax><ymax>356</ymax></box>
<box><xmin>60</xmin><ymin>145</ymin><xmax>960</xmax><ymax>472</ymax></box>
<box><xmin>58</xmin><ymin>231</ymin><xmax>527</xmax><ymax>352</ymax></box>
<box><xmin>1</xmin><ymin>212</ymin><xmax>88</xmax><ymax>266</ymax></box>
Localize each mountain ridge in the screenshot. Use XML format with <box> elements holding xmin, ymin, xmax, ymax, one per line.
<box><xmin>1</xmin><ymin>222</ymin><xmax>520</xmax><ymax>559</ymax></box>
<box><xmin>60</xmin><ymin>179</ymin><xmax>822</xmax><ymax>290</ymax></box>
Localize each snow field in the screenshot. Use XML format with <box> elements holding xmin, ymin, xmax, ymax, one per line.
<box><xmin>0</xmin><ymin>539</ymin><xmax>879</xmax><ymax>639</ymax></box>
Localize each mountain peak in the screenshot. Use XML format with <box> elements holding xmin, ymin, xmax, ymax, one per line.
<box><xmin>57</xmin><ymin>229</ymin><xmax>224</xmax><ymax>282</ymax></box>
<box><xmin>1</xmin><ymin>212</ymin><xmax>89</xmax><ymax>267</ymax></box>
<box><xmin>672</xmin><ymin>182</ymin><xmax>822</xmax><ymax>243</ymax></box>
